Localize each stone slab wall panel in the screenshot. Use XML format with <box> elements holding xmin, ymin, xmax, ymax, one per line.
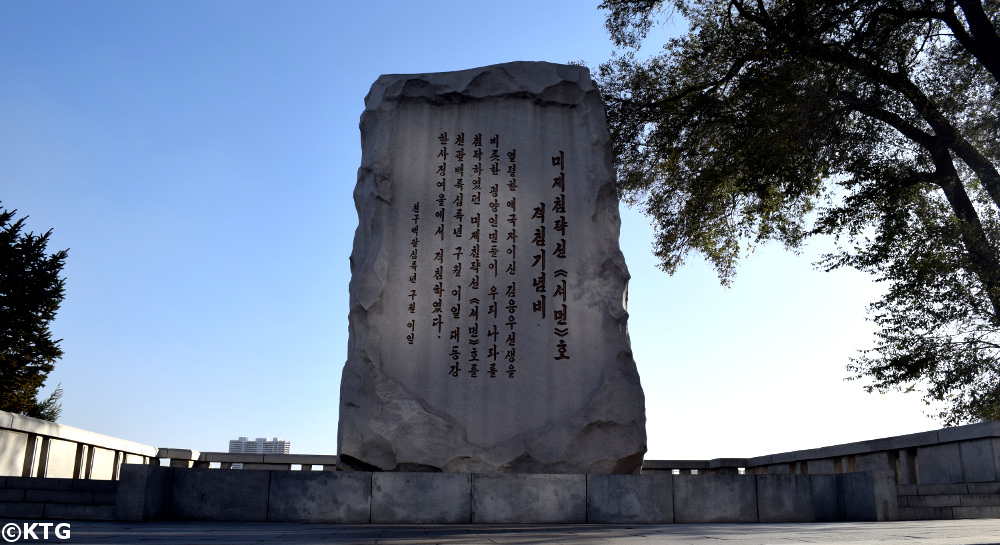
<box><xmin>959</xmin><ymin>439</ymin><xmax>997</xmax><ymax>482</ymax></box>
<box><xmin>471</xmin><ymin>474</ymin><xmax>585</xmax><ymax>523</ymax></box>
<box><xmin>673</xmin><ymin>474</ymin><xmax>757</xmax><ymax>523</ymax></box>
<box><xmin>371</xmin><ymin>472</ymin><xmax>471</xmax><ymax>523</ymax></box>
<box><xmin>169</xmin><ymin>468</ymin><xmax>269</xmax><ymax>521</ymax></box>
<box><xmin>268</xmin><ymin>471</ymin><xmax>370</xmax><ymax>522</ymax></box>
<box><xmin>836</xmin><ymin>472</ymin><xmax>878</xmax><ymax>521</ymax></box>
<box><xmin>587</xmin><ymin>473</ymin><xmax>673</xmax><ymax>523</ymax></box>
<box><xmin>756</xmin><ymin>474</ymin><xmax>838</xmax><ymax>523</ymax></box>
<box><xmin>918</xmin><ymin>443</ymin><xmax>965</xmax><ymax>484</ymax></box>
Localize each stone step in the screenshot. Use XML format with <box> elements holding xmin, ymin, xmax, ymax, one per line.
<box><xmin>896</xmin><ymin>488</ymin><xmax>1000</xmax><ymax>520</ymax></box>
<box><xmin>0</xmin><ymin>502</ymin><xmax>45</xmax><ymax>519</ymax></box>
<box><xmin>0</xmin><ymin>499</ymin><xmax>117</xmax><ymax>521</ymax></box>
<box><xmin>898</xmin><ymin>506</ymin><xmax>954</xmax><ymax>520</ymax></box>
<box><xmin>902</xmin><ymin>504</ymin><xmax>1000</xmax><ymax>520</ymax></box>
<box><xmin>898</xmin><ymin>493</ymin><xmax>1000</xmax><ymax>508</ymax></box>
<box><xmin>42</xmin><ymin>503</ymin><xmax>116</xmax><ymax>521</ymax></box>
<box><xmin>1</xmin><ymin>476</ymin><xmax>117</xmax><ymax>493</ymax></box>
<box><xmin>23</xmin><ymin>489</ymin><xmax>116</xmax><ymax>505</ymax></box>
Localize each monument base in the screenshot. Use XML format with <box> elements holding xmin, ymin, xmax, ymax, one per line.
<box><xmin>114</xmin><ymin>466</ymin><xmax>882</xmax><ymax>523</ymax></box>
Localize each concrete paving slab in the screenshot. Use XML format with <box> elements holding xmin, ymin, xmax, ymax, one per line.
<box><xmin>2</xmin><ymin>519</ymin><xmax>999</xmax><ymax>544</ymax></box>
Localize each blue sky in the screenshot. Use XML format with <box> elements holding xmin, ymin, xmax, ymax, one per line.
<box><xmin>2</xmin><ymin>0</ymin><xmax>937</xmax><ymax>459</ymax></box>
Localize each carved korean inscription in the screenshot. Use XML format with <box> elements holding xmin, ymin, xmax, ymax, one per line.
<box><xmin>399</xmin><ymin>130</ymin><xmax>575</xmax><ymax>381</ymax></box>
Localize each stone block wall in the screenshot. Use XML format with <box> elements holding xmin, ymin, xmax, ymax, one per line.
<box><xmin>0</xmin><ymin>476</ymin><xmax>117</xmax><ymax>521</ymax></box>
<box><xmin>897</xmin><ymin>482</ymin><xmax>1000</xmax><ymax>520</ymax></box>
<box><xmin>114</xmin><ymin>466</ymin><xmax>879</xmax><ymax>523</ymax></box>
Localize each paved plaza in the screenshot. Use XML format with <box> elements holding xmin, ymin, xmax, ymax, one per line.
<box><xmin>3</xmin><ymin>519</ymin><xmax>998</xmax><ymax>544</ymax></box>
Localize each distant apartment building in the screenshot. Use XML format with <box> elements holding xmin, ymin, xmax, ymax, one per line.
<box><xmin>228</xmin><ymin>436</ymin><xmax>290</xmax><ymax>468</ymax></box>
<box><xmin>229</xmin><ymin>437</ymin><xmax>291</xmax><ymax>454</ymax></box>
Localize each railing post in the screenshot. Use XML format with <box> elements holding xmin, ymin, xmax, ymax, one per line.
<box><xmin>73</xmin><ymin>443</ymin><xmax>87</xmax><ymax>479</ymax></box>
<box><xmin>113</xmin><ymin>451</ymin><xmax>124</xmax><ymax>480</ymax></box>
<box><xmin>84</xmin><ymin>444</ymin><xmax>96</xmax><ymax>479</ymax></box>
<box><xmin>36</xmin><ymin>437</ymin><xmax>51</xmax><ymax>477</ymax></box>
<box><xmin>21</xmin><ymin>434</ymin><xmax>38</xmax><ymax>477</ymax></box>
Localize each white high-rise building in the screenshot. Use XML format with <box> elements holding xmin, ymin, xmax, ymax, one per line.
<box><xmin>227</xmin><ymin>437</ymin><xmax>290</xmax><ymax>468</ymax></box>
<box><xmin>228</xmin><ymin>436</ymin><xmax>292</xmax><ymax>454</ymax></box>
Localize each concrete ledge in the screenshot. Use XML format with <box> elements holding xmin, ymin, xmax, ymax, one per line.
<box><xmin>372</xmin><ymin>473</ymin><xmax>470</xmax><ymax>523</ymax></box>
<box><xmin>587</xmin><ymin>473</ymin><xmax>673</xmax><ymax>523</ymax></box>
<box><xmin>157</xmin><ymin>448</ymin><xmax>200</xmax><ymax>461</ymax></box>
<box><xmin>642</xmin><ymin>460</ymin><xmax>707</xmax><ymax>471</ymax></box>
<box><xmin>471</xmin><ymin>474</ymin><xmax>585</xmax><ymax>523</ymax></box>
<box><xmin>707</xmin><ymin>458</ymin><xmax>748</xmax><ymax>469</ymax></box>
<box><xmin>197</xmin><ymin>453</ymin><xmax>264</xmax><ymax>463</ymax></box>
<box><xmin>868</xmin><ymin>430</ymin><xmax>942</xmax><ymax>452</ymax></box>
<box><xmin>736</xmin><ymin>422</ymin><xmax>1000</xmax><ymax>473</ymax></box>
<box><xmin>939</xmin><ymin>421</ymin><xmax>1000</xmax><ymax>443</ymax></box>
<box><xmin>240</xmin><ymin>463</ymin><xmax>288</xmax><ymax>470</ymax></box>
<box><xmin>263</xmin><ymin>454</ymin><xmax>338</xmax><ymax>465</ymax></box>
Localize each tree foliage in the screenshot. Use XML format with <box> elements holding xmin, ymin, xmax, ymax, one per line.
<box><xmin>0</xmin><ymin>205</ymin><xmax>67</xmax><ymax>421</ymax></box>
<box><xmin>597</xmin><ymin>0</ymin><xmax>1000</xmax><ymax>423</ymax></box>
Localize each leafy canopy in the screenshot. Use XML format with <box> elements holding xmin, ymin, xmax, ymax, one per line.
<box><xmin>597</xmin><ymin>0</ymin><xmax>1000</xmax><ymax>423</ymax></box>
<box><xmin>0</xmin><ymin>205</ymin><xmax>68</xmax><ymax>421</ymax></box>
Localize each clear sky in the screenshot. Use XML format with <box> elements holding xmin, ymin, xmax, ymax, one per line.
<box><xmin>1</xmin><ymin>0</ymin><xmax>939</xmax><ymax>460</ymax></box>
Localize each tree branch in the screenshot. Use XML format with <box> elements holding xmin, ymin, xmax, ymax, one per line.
<box><xmin>954</xmin><ymin>0</ymin><xmax>1000</xmax><ymax>84</ymax></box>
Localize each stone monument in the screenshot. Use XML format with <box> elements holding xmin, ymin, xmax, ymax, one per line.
<box><xmin>338</xmin><ymin>61</ymin><xmax>646</xmax><ymax>474</ymax></box>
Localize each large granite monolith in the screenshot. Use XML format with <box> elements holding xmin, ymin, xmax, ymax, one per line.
<box><xmin>338</xmin><ymin>61</ymin><xmax>646</xmax><ymax>474</ymax></box>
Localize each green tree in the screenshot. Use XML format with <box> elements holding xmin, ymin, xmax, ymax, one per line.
<box><xmin>597</xmin><ymin>0</ymin><xmax>1000</xmax><ymax>424</ymax></box>
<box><xmin>0</xmin><ymin>205</ymin><xmax>68</xmax><ymax>421</ymax></box>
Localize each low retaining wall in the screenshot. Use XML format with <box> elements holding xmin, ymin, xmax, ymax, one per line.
<box><xmin>115</xmin><ymin>465</ymin><xmax>882</xmax><ymax>523</ymax></box>
<box><xmin>4</xmin><ymin>412</ymin><xmax>998</xmax><ymax>523</ymax></box>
